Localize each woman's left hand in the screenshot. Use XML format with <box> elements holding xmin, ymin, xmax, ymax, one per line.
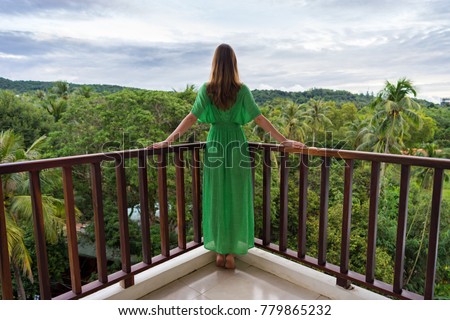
<box><xmin>281</xmin><ymin>139</ymin><xmax>307</xmax><ymax>149</ymax></box>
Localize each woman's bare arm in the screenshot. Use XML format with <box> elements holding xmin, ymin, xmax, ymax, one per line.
<box><xmin>149</xmin><ymin>112</ymin><xmax>198</xmax><ymax>149</ymax></box>
<box><xmin>254</xmin><ymin>114</ymin><xmax>306</xmax><ymax>148</ymax></box>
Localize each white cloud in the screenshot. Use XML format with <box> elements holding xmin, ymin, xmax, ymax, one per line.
<box><xmin>0</xmin><ymin>52</ymin><xmax>27</xmax><ymax>60</ymax></box>
<box><xmin>256</xmin><ymin>83</ymin><xmax>306</xmax><ymax>92</ymax></box>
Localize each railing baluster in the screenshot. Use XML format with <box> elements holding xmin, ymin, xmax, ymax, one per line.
<box><xmin>298</xmin><ymin>153</ymin><xmax>308</xmax><ymax>258</ymax></box>
<box><xmin>279</xmin><ymin>151</ymin><xmax>289</xmax><ymax>252</ymax></box>
<box><xmin>393</xmin><ymin>164</ymin><xmax>411</xmax><ymax>294</ymax></box>
<box><xmin>0</xmin><ymin>177</ymin><xmax>13</xmax><ymax>299</ymax></box>
<box><xmin>191</xmin><ymin>147</ymin><xmax>202</xmax><ymax>243</ymax></box>
<box><xmin>62</xmin><ymin>166</ymin><xmax>82</xmax><ymax>295</ymax></box>
<box><xmin>249</xmin><ymin>146</ymin><xmax>256</xmax><ymax>203</ymax></box>
<box><xmin>337</xmin><ymin>159</ymin><xmax>354</xmax><ymax>288</ymax></box>
<box><xmin>157</xmin><ymin>151</ymin><xmax>170</xmax><ymax>257</ymax></box>
<box><xmin>318</xmin><ymin>157</ymin><xmax>330</xmax><ymax>266</ymax></box>
<box><xmin>175</xmin><ymin>149</ymin><xmax>186</xmax><ymax>250</ymax></box>
<box><xmin>138</xmin><ymin>153</ymin><xmax>152</xmax><ymax>264</ymax></box>
<box><xmin>262</xmin><ymin>147</ymin><xmax>271</xmax><ymax>246</ymax></box>
<box><xmin>90</xmin><ymin>162</ymin><xmax>108</xmax><ymax>283</ymax></box>
<box><xmin>29</xmin><ymin>171</ymin><xmax>52</xmax><ymax>299</ymax></box>
<box><xmin>115</xmin><ymin>159</ymin><xmax>133</xmax><ymax>288</ymax></box>
<box><xmin>424</xmin><ymin>168</ymin><xmax>444</xmax><ymax>299</ymax></box>
<box><xmin>366</xmin><ymin>161</ymin><xmax>381</xmax><ymax>283</ymax></box>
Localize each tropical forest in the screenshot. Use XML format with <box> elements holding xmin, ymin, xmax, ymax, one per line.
<box><xmin>0</xmin><ymin>76</ymin><xmax>449</xmax><ymax>299</ymax></box>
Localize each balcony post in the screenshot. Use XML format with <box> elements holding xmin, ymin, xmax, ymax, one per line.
<box><xmin>262</xmin><ymin>147</ymin><xmax>271</xmax><ymax>246</ymax></box>
<box><xmin>424</xmin><ymin>168</ymin><xmax>444</xmax><ymax>299</ymax></box>
<box><xmin>157</xmin><ymin>151</ymin><xmax>170</xmax><ymax>257</ymax></box>
<box><xmin>298</xmin><ymin>153</ymin><xmax>308</xmax><ymax>258</ymax></box>
<box><xmin>175</xmin><ymin>149</ymin><xmax>186</xmax><ymax>250</ymax></box>
<box><xmin>115</xmin><ymin>158</ymin><xmax>134</xmax><ymax>288</ymax></box>
<box><xmin>279</xmin><ymin>151</ymin><xmax>288</xmax><ymax>252</ymax></box>
<box><xmin>337</xmin><ymin>159</ymin><xmax>353</xmax><ymax>288</ymax></box>
<box><xmin>191</xmin><ymin>147</ymin><xmax>202</xmax><ymax>243</ymax></box>
<box><xmin>366</xmin><ymin>161</ymin><xmax>381</xmax><ymax>283</ymax></box>
<box><xmin>318</xmin><ymin>157</ymin><xmax>330</xmax><ymax>266</ymax></box>
<box><xmin>62</xmin><ymin>166</ymin><xmax>82</xmax><ymax>295</ymax></box>
<box><xmin>29</xmin><ymin>171</ymin><xmax>52</xmax><ymax>299</ymax></box>
<box><xmin>393</xmin><ymin>165</ymin><xmax>410</xmax><ymax>294</ymax></box>
<box><xmin>0</xmin><ymin>177</ymin><xmax>13</xmax><ymax>299</ymax></box>
<box><xmin>90</xmin><ymin>162</ymin><xmax>108</xmax><ymax>283</ymax></box>
<box><xmin>138</xmin><ymin>153</ymin><xmax>152</xmax><ymax>263</ymax></box>
<box><xmin>249</xmin><ymin>146</ymin><xmax>256</xmax><ymax>203</ymax></box>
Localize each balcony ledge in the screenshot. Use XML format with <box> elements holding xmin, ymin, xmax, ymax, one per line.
<box><xmin>81</xmin><ymin>247</ymin><xmax>388</xmax><ymax>300</ymax></box>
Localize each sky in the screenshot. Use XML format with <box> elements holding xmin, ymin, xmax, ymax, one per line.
<box><xmin>0</xmin><ymin>0</ymin><xmax>449</xmax><ymax>102</ymax></box>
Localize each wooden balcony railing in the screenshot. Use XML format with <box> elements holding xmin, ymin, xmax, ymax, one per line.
<box><xmin>0</xmin><ymin>143</ymin><xmax>203</xmax><ymax>300</ymax></box>
<box><xmin>0</xmin><ymin>142</ymin><xmax>448</xmax><ymax>300</ymax></box>
<box><xmin>248</xmin><ymin>142</ymin><xmax>449</xmax><ymax>300</ymax></box>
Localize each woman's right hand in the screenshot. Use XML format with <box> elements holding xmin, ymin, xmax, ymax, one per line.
<box><xmin>281</xmin><ymin>139</ymin><xmax>307</xmax><ymax>149</ymax></box>
<box><xmin>147</xmin><ymin>140</ymin><xmax>170</xmax><ymax>149</ymax></box>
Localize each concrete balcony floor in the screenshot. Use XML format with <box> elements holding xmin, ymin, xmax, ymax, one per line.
<box><xmin>83</xmin><ymin>246</ymin><xmax>388</xmax><ymax>301</ymax></box>
<box><xmin>140</xmin><ymin>260</ymin><xmax>329</xmax><ymax>300</ymax></box>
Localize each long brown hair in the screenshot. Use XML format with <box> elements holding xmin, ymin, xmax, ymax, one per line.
<box><xmin>207</xmin><ymin>44</ymin><xmax>241</xmax><ymax>110</ymax></box>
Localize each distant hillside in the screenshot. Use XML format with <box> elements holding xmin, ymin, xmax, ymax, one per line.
<box><xmin>251</xmin><ymin>88</ymin><xmax>375</xmax><ymax>108</ymax></box>
<box><xmin>252</xmin><ymin>87</ymin><xmax>439</xmax><ymax>108</ymax></box>
<box><xmin>1</xmin><ymin>76</ymin><xmax>437</xmax><ymax>107</ymax></box>
<box><xmin>0</xmin><ymin>77</ymin><xmax>129</xmax><ymax>94</ymax></box>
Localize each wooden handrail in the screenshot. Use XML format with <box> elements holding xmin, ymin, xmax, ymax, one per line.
<box><xmin>0</xmin><ymin>143</ymin><xmax>206</xmax><ymax>175</ymax></box>
<box><xmin>249</xmin><ymin>142</ymin><xmax>450</xmax><ymax>169</ymax></box>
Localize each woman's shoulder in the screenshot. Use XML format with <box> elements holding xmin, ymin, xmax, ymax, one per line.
<box><xmin>238</xmin><ymin>83</ymin><xmax>253</xmax><ymax>97</ymax></box>
<box><xmin>195</xmin><ymin>83</ymin><xmax>208</xmax><ymax>98</ymax></box>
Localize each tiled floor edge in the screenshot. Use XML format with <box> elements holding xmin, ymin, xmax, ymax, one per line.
<box><xmin>237</xmin><ymin>248</ymin><xmax>389</xmax><ymax>300</ymax></box>
<box><xmin>82</xmin><ymin>247</ymin><xmax>215</xmax><ymax>300</ymax></box>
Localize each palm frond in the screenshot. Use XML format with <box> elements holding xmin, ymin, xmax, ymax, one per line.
<box><xmin>26</xmin><ymin>135</ymin><xmax>47</xmax><ymax>160</ymax></box>
<box><xmin>403</xmin><ymin>108</ymin><xmax>423</xmax><ymax>128</ymax></box>
<box><xmin>10</xmin><ymin>195</ymin><xmax>79</xmax><ymax>244</ymax></box>
<box><xmin>5</xmin><ymin>212</ymin><xmax>33</xmax><ymax>280</ymax></box>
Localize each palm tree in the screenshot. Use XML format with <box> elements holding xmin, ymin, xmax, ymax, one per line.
<box><xmin>77</xmin><ymin>86</ymin><xmax>93</xmax><ymax>98</ymax></box>
<box><xmin>303</xmin><ymin>98</ymin><xmax>333</xmax><ymax>147</ymax></box>
<box><xmin>370</xmin><ymin>78</ymin><xmax>422</xmax><ymax>154</ymax></box>
<box><xmin>356</xmin><ymin>122</ymin><xmax>404</xmax><ymax>154</ymax></box>
<box><xmin>1</xmin><ymin>130</ymin><xmax>75</xmax><ymax>299</ymax></box>
<box><xmin>42</xmin><ymin>96</ymin><xmax>68</xmax><ymax>122</ymax></box>
<box><xmin>279</xmin><ymin>100</ymin><xmax>310</xmax><ymax>142</ymax></box>
<box><xmin>345</xmin><ymin>117</ymin><xmax>371</xmax><ymax>150</ymax></box>
<box><xmin>52</xmin><ymin>81</ymin><xmax>70</xmax><ymax>100</ymax></box>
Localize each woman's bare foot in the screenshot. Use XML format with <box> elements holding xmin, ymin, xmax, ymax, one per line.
<box><xmin>216</xmin><ymin>254</ymin><xmax>225</xmax><ymax>267</ymax></box>
<box><xmin>225</xmin><ymin>254</ymin><xmax>235</xmax><ymax>269</ymax></box>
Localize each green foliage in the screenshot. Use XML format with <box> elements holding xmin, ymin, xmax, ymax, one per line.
<box><xmin>423</xmin><ymin>106</ymin><xmax>450</xmax><ymax>148</ymax></box>
<box><xmin>20</xmin><ymin>231</ymin><xmax>69</xmax><ymax>299</ymax></box>
<box><xmin>0</xmin><ymin>90</ymin><xmax>53</xmax><ymax>147</ymax></box>
<box><xmin>404</xmin><ymin>114</ymin><xmax>437</xmax><ymax>147</ymax></box>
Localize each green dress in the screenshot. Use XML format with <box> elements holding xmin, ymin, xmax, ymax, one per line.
<box><xmin>191</xmin><ymin>83</ymin><xmax>261</xmax><ymax>255</ymax></box>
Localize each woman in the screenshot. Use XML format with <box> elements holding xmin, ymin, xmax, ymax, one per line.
<box><xmin>150</xmin><ymin>44</ymin><xmax>305</xmax><ymax>269</ymax></box>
